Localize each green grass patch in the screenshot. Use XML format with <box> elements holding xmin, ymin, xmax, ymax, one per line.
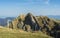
<box><xmin>0</xmin><ymin>27</ymin><xmax>52</xmax><ymax>38</ymax></box>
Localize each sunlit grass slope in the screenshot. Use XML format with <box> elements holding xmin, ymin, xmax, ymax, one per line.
<box><xmin>0</xmin><ymin>27</ymin><xmax>52</xmax><ymax>38</ymax></box>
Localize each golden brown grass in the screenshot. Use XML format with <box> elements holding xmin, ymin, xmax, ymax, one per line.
<box><xmin>0</xmin><ymin>27</ymin><xmax>52</xmax><ymax>38</ymax></box>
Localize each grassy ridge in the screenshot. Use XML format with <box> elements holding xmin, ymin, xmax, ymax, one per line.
<box><xmin>0</xmin><ymin>27</ymin><xmax>52</xmax><ymax>38</ymax></box>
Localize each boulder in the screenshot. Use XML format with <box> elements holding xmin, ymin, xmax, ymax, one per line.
<box><xmin>24</xmin><ymin>24</ymin><xmax>31</xmax><ymax>32</ymax></box>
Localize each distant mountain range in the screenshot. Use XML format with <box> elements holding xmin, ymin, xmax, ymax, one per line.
<box><xmin>47</xmin><ymin>15</ymin><xmax>60</xmax><ymax>20</ymax></box>
<box><xmin>0</xmin><ymin>17</ymin><xmax>15</xmax><ymax>26</ymax></box>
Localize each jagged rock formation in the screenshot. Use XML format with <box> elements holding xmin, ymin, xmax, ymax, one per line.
<box><xmin>11</xmin><ymin>14</ymin><xmax>25</xmax><ymax>29</ymax></box>
<box><xmin>23</xmin><ymin>13</ymin><xmax>40</xmax><ymax>31</ymax></box>
<box><xmin>8</xmin><ymin>13</ymin><xmax>60</xmax><ymax>38</ymax></box>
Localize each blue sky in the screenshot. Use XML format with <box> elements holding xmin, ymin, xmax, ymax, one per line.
<box><xmin>0</xmin><ymin>0</ymin><xmax>60</xmax><ymax>17</ymax></box>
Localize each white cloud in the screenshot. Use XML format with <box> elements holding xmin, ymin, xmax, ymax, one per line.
<box><xmin>44</xmin><ymin>0</ymin><xmax>50</xmax><ymax>5</ymax></box>
<box><xmin>39</xmin><ymin>0</ymin><xmax>50</xmax><ymax>5</ymax></box>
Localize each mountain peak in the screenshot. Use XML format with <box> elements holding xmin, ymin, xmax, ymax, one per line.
<box><xmin>8</xmin><ymin>13</ymin><xmax>60</xmax><ymax>38</ymax></box>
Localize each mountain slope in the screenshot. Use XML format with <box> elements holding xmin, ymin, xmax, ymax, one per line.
<box><xmin>8</xmin><ymin>13</ymin><xmax>60</xmax><ymax>38</ymax></box>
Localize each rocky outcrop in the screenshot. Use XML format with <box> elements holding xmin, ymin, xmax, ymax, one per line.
<box><xmin>8</xmin><ymin>13</ymin><xmax>60</xmax><ymax>38</ymax></box>
<box><xmin>11</xmin><ymin>14</ymin><xmax>25</xmax><ymax>29</ymax></box>
<box><xmin>23</xmin><ymin>13</ymin><xmax>40</xmax><ymax>31</ymax></box>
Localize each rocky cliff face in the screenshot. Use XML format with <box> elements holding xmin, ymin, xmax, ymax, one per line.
<box><xmin>8</xmin><ymin>13</ymin><xmax>60</xmax><ymax>38</ymax></box>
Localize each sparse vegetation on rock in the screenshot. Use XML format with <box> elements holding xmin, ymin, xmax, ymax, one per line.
<box><xmin>8</xmin><ymin>13</ymin><xmax>60</xmax><ymax>38</ymax></box>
